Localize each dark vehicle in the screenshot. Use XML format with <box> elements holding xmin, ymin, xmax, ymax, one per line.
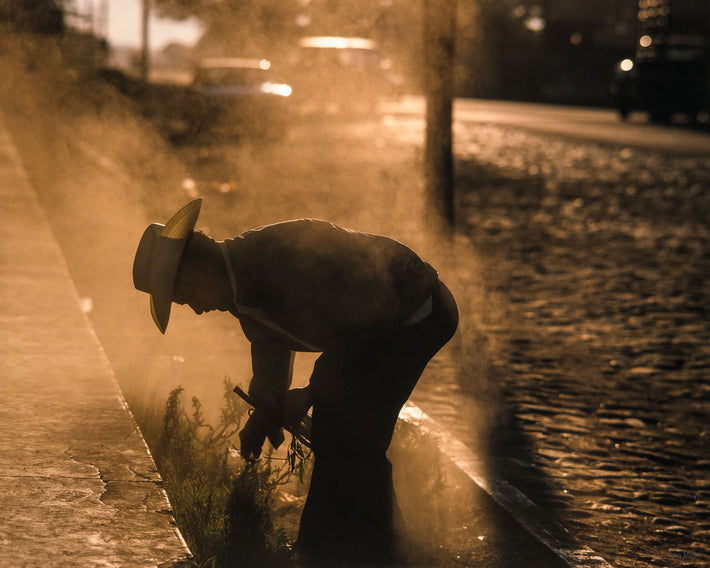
<box><xmin>611</xmin><ymin>0</ymin><xmax>710</xmax><ymax>123</ymax></box>
<box><xmin>612</xmin><ymin>43</ymin><xmax>709</xmax><ymax>122</ymax></box>
<box><xmin>192</xmin><ymin>57</ymin><xmax>294</xmax><ymax>135</ymax></box>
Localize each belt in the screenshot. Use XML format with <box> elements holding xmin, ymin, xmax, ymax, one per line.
<box><xmin>404</xmin><ymin>294</ymin><xmax>433</xmax><ymax>325</ymax></box>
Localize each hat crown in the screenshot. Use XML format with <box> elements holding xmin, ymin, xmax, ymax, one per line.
<box><xmin>161</xmin><ymin>198</ymin><xmax>202</xmax><ymax>239</ymax></box>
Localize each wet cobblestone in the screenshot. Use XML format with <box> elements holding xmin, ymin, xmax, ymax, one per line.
<box><xmin>454</xmin><ymin>124</ymin><xmax>710</xmax><ymax>568</ymax></box>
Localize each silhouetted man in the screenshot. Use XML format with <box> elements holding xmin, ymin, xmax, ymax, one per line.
<box><xmin>133</xmin><ymin>198</ymin><xmax>459</xmax><ymax>567</ymax></box>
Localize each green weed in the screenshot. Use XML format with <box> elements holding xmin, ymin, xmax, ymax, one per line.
<box><xmin>133</xmin><ymin>378</ymin><xmax>297</xmax><ymax>568</ymax></box>
<box><xmin>130</xmin><ymin>380</ymin><xmax>444</xmax><ymax>567</ymax></box>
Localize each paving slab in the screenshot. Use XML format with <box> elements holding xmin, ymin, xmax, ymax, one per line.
<box><xmin>0</xmin><ymin>111</ymin><xmax>193</xmax><ymax>568</ymax></box>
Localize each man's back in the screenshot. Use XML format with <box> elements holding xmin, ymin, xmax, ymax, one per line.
<box><xmin>225</xmin><ymin>219</ymin><xmax>439</xmax><ymax>349</ymax></box>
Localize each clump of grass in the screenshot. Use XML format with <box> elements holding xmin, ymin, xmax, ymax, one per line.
<box><xmin>131</xmin><ymin>380</ymin><xmax>448</xmax><ymax>567</ymax></box>
<box><xmin>135</xmin><ymin>378</ymin><xmax>296</xmax><ymax>568</ymax></box>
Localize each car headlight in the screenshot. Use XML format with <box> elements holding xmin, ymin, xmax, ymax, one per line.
<box><xmin>618</xmin><ymin>59</ymin><xmax>634</xmax><ymax>72</ymax></box>
<box><xmin>261</xmin><ymin>82</ymin><xmax>293</xmax><ymax>97</ymax></box>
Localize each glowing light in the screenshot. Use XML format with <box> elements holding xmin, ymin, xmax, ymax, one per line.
<box><xmin>525</xmin><ymin>17</ymin><xmax>545</xmax><ymax>33</ymax></box>
<box><xmin>570</xmin><ymin>32</ymin><xmax>583</xmax><ymax>45</ymax></box>
<box><xmin>79</xmin><ymin>297</ymin><xmax>93</xmax><ymax>314</ymax></box>
<box><xmin>200</xmin><ymin>57</ymin><xmax>269</xmax><ymax>70</ymax></box>
<box><xmin>295</xmin><ymin>14</ymin><xmax>311</xmax><ymax>27</ymax></box>
<box><xmin>299</xmin><ymin>36</ymin><xmax>377</xmax><ymax>50</ymax></box>
<box><xmin>640</xmin><ymin>35</ymin><xmax>653</xmax><ymax>48</ymax></box>
<box><xmin>275</xmin><ymin>84</ymin><xmax>292</xmax><ymax>97</ymax></box>
<box><xmin>262</xmin><ymin>82</ymin><xmax>293</xmax><ymax>97</ymax></box>
<box><xmin>620</xmin><ymin>59</ymin><xmax>634</xmax><ymax>72</ymax></box>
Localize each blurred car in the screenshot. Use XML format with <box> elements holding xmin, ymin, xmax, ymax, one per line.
<box><xmin>611</xmin><ymin>45</ymin><xmax>710</xmax><ymax>123</ymax></box>
<box><xmin>286</xmin><ymin>36</ymin><xmax>399</xmax><ymax>115</ymax></box>
<box><xmin>191</xmin><ymin>57</ymin><xmax>294</xmax><ymax>135</ymax></box>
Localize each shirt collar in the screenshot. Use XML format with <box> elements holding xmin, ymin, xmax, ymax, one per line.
<box><xmin>221</xmin><ymin>241</ymin><xmax>239</xmax><ymax>305</ymax></box>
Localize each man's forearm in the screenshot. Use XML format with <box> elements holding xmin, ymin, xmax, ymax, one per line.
<box><xmin>248</xmin><ymin>340</ymin><xmax>295</xmax><ymax>413</ymax></box>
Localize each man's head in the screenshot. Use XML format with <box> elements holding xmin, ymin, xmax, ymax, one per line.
<box><xmin>172</xmin><ymin>230</ymin><xmax>232</xmax><ymax>315</ymax></box>
<box><xmin>133</xmin><ymin>198</ymin><xmax>207</xmax><ymax>333</ymax></box>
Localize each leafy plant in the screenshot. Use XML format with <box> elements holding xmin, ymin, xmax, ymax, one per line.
<box><xmin>285</xmin><ymin>436</ymin><xmax>311</xmax><ymax>485</ymax></box>
<box><xmin>137</xmin><ymin>378</ymin><xmax>300</xmax><ymax>568</ymax></box>
<box><xmin>132</xmin><ymin>379</ymin><xmax>444</xmax><ymax>567</ymax></box>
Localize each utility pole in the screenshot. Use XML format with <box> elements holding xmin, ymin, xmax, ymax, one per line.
<box><xmin>423</xmin><ymin>0</ymin><xmax>457</xmax><ymax>228</ymax></box>
<box><xmin>97</xmin><ymin>0</ymin><xmax>108</xmax><ymax>39</ymax></box>
<box><xmin>140</xmin><ymin>0</ymin><xmax>150</xmax><ymax>83</ymax></box>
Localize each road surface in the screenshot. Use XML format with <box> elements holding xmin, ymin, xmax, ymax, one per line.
<box><xmin>381</xmin><ymin>96</ymin><xmax>710</xmax><ymax>155</ymax></box>
<box><xmin>378</xmin><ymin>97</ymin><xmax>709</xmax><ymax>568</ymax></box>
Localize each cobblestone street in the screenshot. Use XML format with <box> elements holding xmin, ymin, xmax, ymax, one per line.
<box><xmin>453</xmin><ymin>125</ymin><xmax>710</xmax><ymax>568</ymax></box>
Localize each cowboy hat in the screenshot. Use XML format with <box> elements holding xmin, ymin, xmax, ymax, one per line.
<box><xmin>133</xmin><ymin>198</ymin><xmax>203</xmax><ymax>333</ymax></box>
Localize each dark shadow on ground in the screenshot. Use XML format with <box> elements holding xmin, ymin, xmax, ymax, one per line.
<box><xmin>451</xmin><ymin>132</ymin><xmax>710</xmax><ymax>568</ymax></box>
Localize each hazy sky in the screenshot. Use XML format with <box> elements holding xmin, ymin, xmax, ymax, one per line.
<box><xmin>94</xmin><ymin>0</ymin><xmax>204</xmax><ymax>49</ymax></box>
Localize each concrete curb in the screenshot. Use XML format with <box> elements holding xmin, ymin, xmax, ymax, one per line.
<box><xmin>0</xmin><ymin>110</ymin><xmax>193</xmax><ymax>567</ymax></box>
<box><xmin>399</xmin><ymin>402</ymin><xmax>615</xmax><ymax>568</ymax></box>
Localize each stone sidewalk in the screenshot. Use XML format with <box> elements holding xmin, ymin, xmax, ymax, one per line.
<box><xmin>0</xmin><ymin>111</ymin><xmax>193</xmax><ymax>567</ymax></box>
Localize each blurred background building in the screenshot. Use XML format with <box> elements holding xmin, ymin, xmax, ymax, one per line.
<box><xmin>2</xmin><ymin>0</ymin><xmax>708</xmax><ymax>109</ymax></box>
<box><xmin>538</xmin><ymin>0</ymin><xmax>638</xmax><ymax>105</ymax></box>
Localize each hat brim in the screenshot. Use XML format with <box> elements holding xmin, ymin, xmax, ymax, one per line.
<box><xmin>133</xmin><ymin>198</ymin><xmax>203</xmax><ymax>333</ymax></box>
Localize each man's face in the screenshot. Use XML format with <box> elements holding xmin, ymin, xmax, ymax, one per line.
<box><xmin>185</xmin><ymin>293</ymin><xmax>212</xmax><ymax>315</ymax></box>
<box><xmin>172</xmin><ymin>271</ymin><xmax>215</xmax><ymax>314</ymax></box>
<box><xmin>171</xmin><ymin>234</ymin><xmax>232</xmax><ymax>314</ymax></box>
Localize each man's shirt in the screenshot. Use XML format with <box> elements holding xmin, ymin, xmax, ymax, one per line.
<box><xmin>222</xmin><ymin>219</ymin><xmax>440</xmax><ymax>401</ymax></box>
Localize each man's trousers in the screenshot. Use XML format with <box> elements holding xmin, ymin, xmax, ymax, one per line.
<box><xmin>297</xmin><ymin>280</ymin><xmax>459</xmax><ymax>567</ymax></box>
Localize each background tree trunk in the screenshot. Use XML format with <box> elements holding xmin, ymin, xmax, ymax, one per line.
<box><xmin>140</xmin><ymin>0</ymin><xmax>150</xmax><ymax>83</ymax></box>
<box><xmin>423</xmin><ymin>0</ymin><xmax>457</xmax><ymax>228</ymax></box>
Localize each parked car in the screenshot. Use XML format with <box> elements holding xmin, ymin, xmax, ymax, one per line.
<box><xmin>611</xmin><ymin>48</ymin><xmax>709</xmax><ymax>123</ymax></box>
<box><xmin>191</xmin><ymin>57</ymin><xmax>294</xmax><ymax>135</ymax></box>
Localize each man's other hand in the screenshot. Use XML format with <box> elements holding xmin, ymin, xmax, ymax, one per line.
<box><xmin>239</xmin><ymin>411</ymin><xmax>269</xmax><ymax>460</ymax></box>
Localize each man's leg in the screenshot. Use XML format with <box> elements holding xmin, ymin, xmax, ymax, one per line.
<box><xmin>297</xmin><ymin>349</ymin><xmax>404</xmax><ymax>567</ymax></box>
<box><xmin>297</xmin><ymin>281</ymin><xmax>459</xmax><ymax>566</ymax></box>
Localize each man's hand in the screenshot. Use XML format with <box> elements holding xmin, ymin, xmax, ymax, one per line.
<box><xmin>238</xmin><ymin>406</ymin><xmax>287</xmax><ymax>460</ymax></box>
<box><xmin>237</xmin><ymin>386</ymin><xmax>311</xmax><ymax>460</ymax></box>
<box><xmin>239</xmin><ymin>412</ymin><xmax>267</xmax><ymax>460</ymax></box>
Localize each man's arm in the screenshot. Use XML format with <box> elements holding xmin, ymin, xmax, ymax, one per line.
<box><xmin>239</xmin><ymin>339</ymin><xmax>294</xmax><ymax>459</ymax></box>
<box><xmin>249</xmin><ymin>340</ymin><xmax>294</xmax><ymax>408</ymax></box>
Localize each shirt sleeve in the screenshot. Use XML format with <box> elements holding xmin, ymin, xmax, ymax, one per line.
<box><xmin>247</xmin><ymin>331</ymin><xmax>295</xmax><ymax>414</ymax></box>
